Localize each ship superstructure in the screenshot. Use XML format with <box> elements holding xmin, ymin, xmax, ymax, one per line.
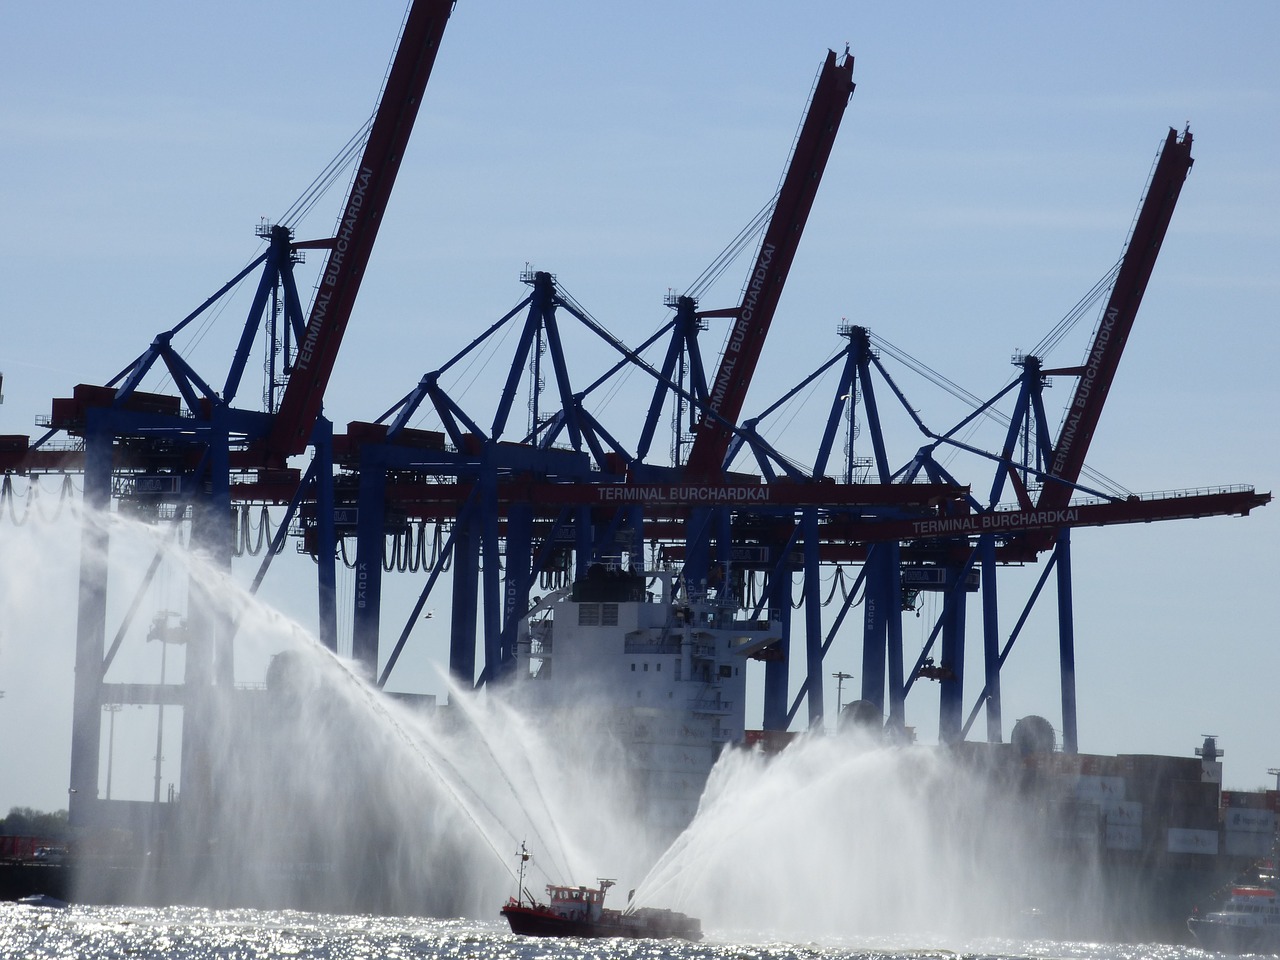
<box><xmin>515</xmin><ymin>565</ymin><xmax>781</xmax><ymax>832</ymax></box>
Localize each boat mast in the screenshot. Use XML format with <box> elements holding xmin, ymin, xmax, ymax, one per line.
<box><xmin>515</xmin><ymin>841</ymin><xmax>532</xmax><ymax>906</ymax></box>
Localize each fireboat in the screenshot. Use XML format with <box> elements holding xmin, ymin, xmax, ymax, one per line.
<box><xmin>500</xmin><ymin>845</ymin><xmax>702</xmax><ymax>941</ymax></box>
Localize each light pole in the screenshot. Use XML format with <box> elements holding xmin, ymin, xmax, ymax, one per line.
<box><xmin>148</xmin><ymin>611</ymin><xmax>187</xmax><ymax>804</ymax></box>
<box><xmin>832</xmin><ymin>671</ymin><xmax>853</xmax><ymax>716</ymax></box>
<box><xmin>103</xmin><ymin>703</ymin><xmax>122</xmax><ymax>800</ymax></box>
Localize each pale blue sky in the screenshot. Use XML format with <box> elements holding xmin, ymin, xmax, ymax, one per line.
<box><xmin>1</xmin><ymin>2</ymin><xmax>1277</xmax><ymax>812</ymax></box>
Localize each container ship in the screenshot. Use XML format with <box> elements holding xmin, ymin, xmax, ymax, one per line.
<box><xmin>509</xmin><ymin>564</ymin><xmax>1278</xmax><ymax>940</ymax></box>
<box><xmin>514</xmin><ymin>564</ymin><xmax>782</xmax><ymax>834</ymax></box>
<box><xmin>6</xmin><ymin>566</ymin><xmax>1275</xmax><ymax>941</ymax></box>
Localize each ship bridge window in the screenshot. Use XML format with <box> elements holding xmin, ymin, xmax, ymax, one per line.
<box><xmin>602</xmin><ymin>603</ymin><xmax>619</xmax><ymax>626</ymax></box>
<box><xmin>579</xmin><ymin>604</ymin><xmax>600</xmax><ymax>626</ymax></box>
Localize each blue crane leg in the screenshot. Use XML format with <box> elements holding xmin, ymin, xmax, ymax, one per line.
<box><xmin>1056</xmin><ymin>530</ymin><xmax>1078</xmax><ymax>753</ymax></box>
<box><xmin>939</xmin><ymin>565</ymin><xmax>968</xmax><ymax>744</ymax></box>
<box><xmin>762</xmin><ymin>543</ymin><xmax>793</xmax><ymax>730</ymax></box>
<box><xmin>313</xmin><ymin>418</ymin><xmax>338</xmax><ymax>652</ymax></box>
<box><xmin>802</xmin><ymin>510</ymin><xmax>825</xmax><ymax>728</ymax></box>
<box><xmin>885</xmin><ymin>542</ymin><xmax>905</xmax><ymax>729</ymax></box>
<box><xmin>860</xmin><ymin>544</ymin><xmax>889</xmax><ymax>713</ymax></box>
<box><xmin>69</xmin><ymin>411</ymin><xmax>112</xmax><ymax>825</ymax></box>
<box><xmin>450</xmin><ymin>515</ymin><xmax>480</xmax><ymax>687</ymax></box>
<box><xmin>352</xmin><ymin>450</ymin><xmax>388</xmax><ymax>673</ymax></box>
<box><xmin>980</xmin><ymin>536</ymin><xmax>1003</xmax><ymax>742</ymax></box>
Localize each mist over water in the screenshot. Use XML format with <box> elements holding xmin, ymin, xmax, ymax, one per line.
<box><xmin>9</xmin><ymin>505</ymin><xmax>1111</xmax><ymax>945</ymax></box>
<box><xmin>637</xmin><ymin>732</ymin><xmax>1105</xmax><ymax>943</ymax></box>
<box><xmin>123</xmin><ymin>568</ymin><xmax>673</xmax><ymax>915</ymax></box>
<box><xmin>15</xmin><ymin>504</ymin><xmax>678</xmax><ymax>915</ymax></box>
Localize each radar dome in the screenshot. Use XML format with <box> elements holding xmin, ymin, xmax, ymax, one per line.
<box><xmin>840</xmin><ymin>699</ymin><xmax>883</xmax><ymax>733</ymax></box>
<box><xmin>1010</xmin><ymin>715</ymin><xmax>1057</xmax><ymax>756</ymax></box>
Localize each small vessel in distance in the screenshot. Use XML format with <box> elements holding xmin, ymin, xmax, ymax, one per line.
<box><xmin>1187</xmin><ymin>884</ymin><xmax>1280</xmax><ymax>953</ymax></box>
<box><xmin>16</xmin><ymin>893</ymin><xmax>70</xmax><ymax>909</ymax></box>
<box><xmin>500</xmin><ymin>846</ymin><xmax>701</xmax><ymax>941</ymax></box>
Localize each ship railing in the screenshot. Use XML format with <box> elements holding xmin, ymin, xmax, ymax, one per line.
<box><xmin>690</xmin><ymin>698</ymin><xmax>732</xmax><ymax>715</ymax></box>
<box><xmin>624</xmin><ymin>640</ymin><xmax>681</xmax><ymax>655</ymax></box>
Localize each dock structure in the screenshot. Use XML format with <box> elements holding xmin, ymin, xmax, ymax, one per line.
<box><xmin>0</xmin><ymin>3</ymin><xmax>1270</xmax><ymax>928</ymax></box>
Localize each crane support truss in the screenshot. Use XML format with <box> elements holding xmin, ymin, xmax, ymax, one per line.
<box><xmin>28</xmin><ymin>0</ymin><xmax>457</xmax><ymax>835</ymax></box>
<box><xmin>0</xmin><ymin>9</ymin><xmax>1269</xmax><ymax>844</ymax></box>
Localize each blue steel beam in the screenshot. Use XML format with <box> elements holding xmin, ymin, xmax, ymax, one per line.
<box><xmin>1056</xmin><ymin>529</ymin><xmax>1078</xmax><ymax>753</ymax></box>
<box><xmin>785</xmin><ymin>563</ymin><xmax>869</xmax><ymax>727</ymax></box>
<box><xmin>479</xmin><ymin>456</ymin><xmax>504</xmax><ymax>682</ymax></box>
<box><xmin>450</xmin><ymin>510</ymin><xmax>480</xmax><ymax>685</ymax></box>
<box><xmin>377</xmin><ymin>505</ymin><xmax>467</xmax><ymax>689</ymax></box>
<box><xmin>491</xmin><ymin>275</ymin><xmax>555</xmax><ymax>442</ymax></box>
<box><xmin>223</xmin><ymin>224</ymin><xmax>303</xmax><ymax>407</ymax></box>
<box><xmin>859</xmin><ymin>543</ymin><xmax>890</xmax><ymax>717</ymax></box>
<box><xmin>800</xmin><ymin>509</ymin><xmax>824</xmax><ymax>727</ymax></box>
<box><xmin>979</xmin><ymin>534</ymin><xmax>1001</xmax><ymax>741</ymax></box>
<box><xmin>69</xmin><ymin>410</ymin><xmax>112</xmax><ymax>826</ymax></box>
<box><xmin>938</xmin><ymin>562</ymin><xmax>968</xmax><ymax>744</ymax></box>
<box><xmin>762</xmin><ymin>537</ymin><xmax>795</xmax><ymax>731</ymax></box>
<box><xmin>961</xmin><ymin>548</ymin><xmax>1061</xmax><ymax>741</ymax></box>
<box><xmin>352</xmin><ymin>442</ymin><xmax>388</xmax><ymax>671</ymax></box>
<box><xmin>637</xmin><ymin>298</ymin><xmax>700</xmax><ymax>463</ymax></box>
<box><xmin>313</xmin><ymin>417</ymin><xmax>338</xmax><ymax>651</ymax></box>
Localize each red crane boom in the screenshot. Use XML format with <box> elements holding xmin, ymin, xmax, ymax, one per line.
<box><xmin>263</xmin><ymin>0</ymin><xmax>454</xmax><ymax>464</ymax></box>
<box><xmin>1038</xmin><ymin>127</ymin><xmax>1194</xmax><ymax>508</ymax></box>
<box><xmin>684</xmin><ymin>50</ymin><xmax>855</xmax><ymax>477</ymax></box>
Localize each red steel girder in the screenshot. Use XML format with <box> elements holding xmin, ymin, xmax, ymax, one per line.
<box><xmin>685</xmin><ymin>50</ymin><xmax>856</xmax><ymax>476</ymax></box>
<box><xmin>822</xmin><ymin>487</ymin><xmax>1269</xmax><ymax>550</ymax></box>
<box><xmin>1038</xmin><ymin>128</ymin><xmax>1195</xmax><ymax>509</ymax></box>
<box><xmin>263</xmin><ymin>0</ymin><xmax>454</xmax><ymax>463</ymax></box>
<box><xmin>367</xmin><ymin>478</ymin><xmax>964</xmax><ymax>514</ymax></box>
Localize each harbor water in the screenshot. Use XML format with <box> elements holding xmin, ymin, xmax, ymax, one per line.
<box><xmin>0</xmin><ymin>902</ymin><xmax>1215</xmax><ymax>960</ymax></box>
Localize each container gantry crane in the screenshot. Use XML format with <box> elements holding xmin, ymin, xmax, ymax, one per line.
<box><xmin>329</xmin><ymin>50</ymin><xmax>864</xmax><ymax>694</ymax></box>
<box><xmin>9</xmin><ymin>0</ymin><xmax>457</xmax><ymax>832</ymax></box>
<box><xmin>675</xmin><ymin>49</ymin><xmax>855</xmax><ymax>728</ymax></box>
<box><xmin>262</xmin><ymin>0</ymin><xmax>454</xmax><ymax>467</ymax></box>
<box><xmin>757</xmin><ymin>127</ymin><xmax>1266</xmax><ymax>749</ymax></box>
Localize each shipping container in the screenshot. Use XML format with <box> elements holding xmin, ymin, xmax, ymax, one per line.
<box><xmin>1223</xmin><ymin>808</ymin><xmax>1276</xmax><ymax>834</ymax></box>
<box><xmin>1168</xmin><ymin>804</ymin><xmax>1220</xmax><ymax>831</ymax></box>
<box><xmin>1167</xmin><ymin>827</ymin><xmax>1219</xmax><ymax>855</ymax></box>
<box><xmin>1072</xmin><ymin>775</ymin><xmax>1126</xmax><ymax>802</ymax></box>
<box><xmin>1224</xmin><ymin>830</ymin><xmax>1275</xmax><ymax>857</ymax></box>
<box><xmin>1169</xmin><ymin>778</ymin><xmax>1219</xmax><ymax>809</ymax></box>
<box><xmin>1223</xmin><ymin>789</ymin><xmax>1271</xmax><ymax>810</ymax></box>
<box><xmin>1105</xmin><ymin>821</ymin><xmax>1143</xmax><ymax>851</ymax></box>
<box><xmin>1102</xmin><ymin>799</ymin><xmax>1142</xmax><ymax>826</ymax></box>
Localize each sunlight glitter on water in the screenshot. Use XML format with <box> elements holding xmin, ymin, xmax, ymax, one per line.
<box><xmin>0</xmin><ymin>903</ymin><xmax>1219</xmax><ymax>960</ymax></box>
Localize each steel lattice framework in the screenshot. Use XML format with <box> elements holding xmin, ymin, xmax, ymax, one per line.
<box><xmin>0</xmin><ymin>4</ymin><xmax>1268</xmax><ymax>841</ymax></box>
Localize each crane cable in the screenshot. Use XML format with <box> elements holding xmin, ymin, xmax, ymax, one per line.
<box><xmin>279</xmin><ymin>0</ymin><xmax>410</xmax><ymax>229</ymax></box>
<box><xmin>279</xmin><ymin>113</ymin><xmax>376</xmax><ymax>230</ymax></box>
<box><xmin>1029</xmin><ymin>257</ymin><xmax>1122</xmax><ymax>360</ymax></box>
<box><xmin>866</xmin><ymin>282</ymin><xmax>1131</xmax><ymax>499</ymax></box>
<box><xmin>684</xmin><ymin>193</ymin><xmax>777</xmax><ymax>302</ymax></box>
